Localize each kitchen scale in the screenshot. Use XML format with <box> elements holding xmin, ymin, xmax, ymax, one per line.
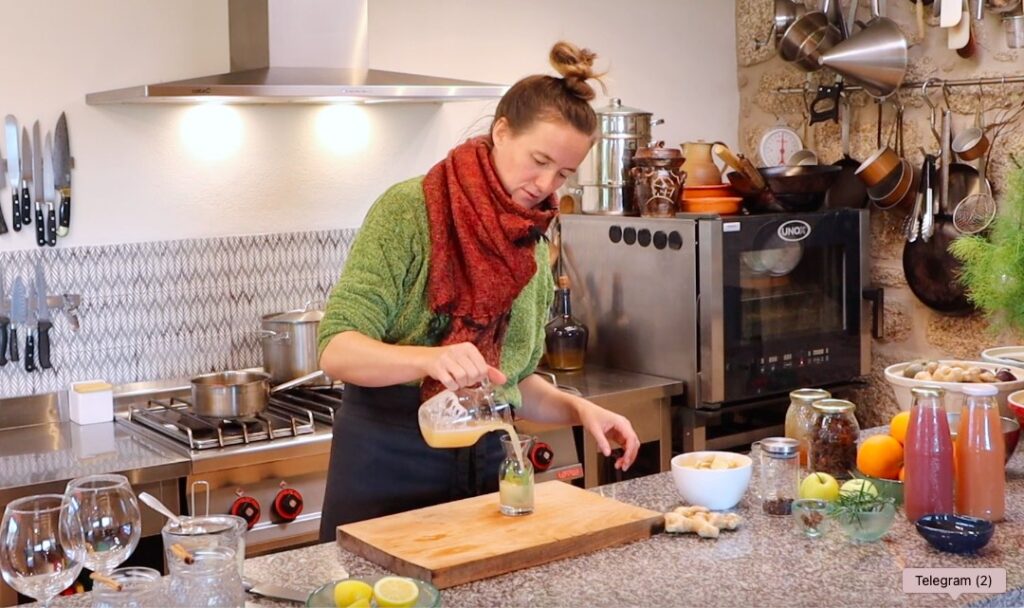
<box><xmin>759</xmin><ymin>125</ymin><xmax>803</xmax><ymax>167</ymax></box>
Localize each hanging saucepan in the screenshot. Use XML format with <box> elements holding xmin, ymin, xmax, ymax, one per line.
<box><xmin>778</xmin><ymin>2</ymin><xmax>842</xmax><ymax>72</ymax></box>
<box><xmin>190</xmin><ymin>369</ymin><xmax>325</xmax><ymax>419</ymax></box>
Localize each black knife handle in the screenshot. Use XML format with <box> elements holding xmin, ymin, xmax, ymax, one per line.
<box><xmin>37</xmin><ymin>320</ymin><xmax>51</xmax><ymax>369</ymax></box>
<box><xmin>34</xmin><ymin>203</ymin><xmax>45</xmax><ymax>247</ymax></box>
<box><xmin>0</xmin><ymin>200</ymin><xmax>7</xmax><ymax>235</ymax></box>
<box><xmin>46</xmin><ymin>204</ymin><xmax>56</xmax><ymax>246</ymax></box>
<box><xmin>0</xmin><ymin>320</ymin><xmax>7</xmax><ymax>366</ymax></box>
<box><xmin>9</xmin><ymin>326</ymin><xmax>18</xmax><ymax>362</ymax></box>
<box><xmin>20</xmin><ymin>185</ymin><xmax>30</xmax><ymax>224</ymax></box>
<box><xmin>24</xmin><ymin>331</ymin><xmax>35</xmax><ymax>372</ymax></box>
<box><xmin>10</xmin><ymin>192</ymin><xmax>19</xmax><ymax>232</ymax></box>
<box><xmin>58</xmin><ymin>193</ymin><xmax>70</xmax><ymax>236</ymax></box>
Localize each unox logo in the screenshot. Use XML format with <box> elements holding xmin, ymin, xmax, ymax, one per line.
<box><xmin>778</xmin><ymin>220</ymin><xmax>811</xmax><ymax>242</ymax></box>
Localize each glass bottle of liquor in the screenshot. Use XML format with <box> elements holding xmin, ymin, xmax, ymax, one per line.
<box><xmin>545</xmin><ymin>276</ymin><xmax>588</xmax><ymax>371</ymax></box>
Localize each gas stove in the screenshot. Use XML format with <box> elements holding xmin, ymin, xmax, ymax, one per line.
<box><xmin>127</xmin><ymin>388</ymin><xmax>343</xmax><ymax>450</ymax></box>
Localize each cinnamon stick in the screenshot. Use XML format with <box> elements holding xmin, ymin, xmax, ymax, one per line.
<box><xmin>89</xmin><ymin>572</ymin><xmax>123</xmax><ymax>592</ymax></box>
<box><xmin>170</xmin><ymin>543</ymin><xmax>195</xmax><ymax>565</ymax></box>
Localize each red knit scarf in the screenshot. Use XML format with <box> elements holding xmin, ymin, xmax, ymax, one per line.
<box><xmin>421</xmin><ymin>136</ymin><xmax>557</xmax><ymax>400</ymax></box>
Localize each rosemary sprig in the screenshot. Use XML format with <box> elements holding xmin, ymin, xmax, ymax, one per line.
<box><xmin>827</xmin><ymin>484</ymin><xmax>895</xmax><ymax>528</ymax></box>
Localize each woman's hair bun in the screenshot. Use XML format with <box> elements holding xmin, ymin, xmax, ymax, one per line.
<box><xmin>549</xmin><ymin>41</ymin><xmax>605</xmax><ymax>101</ymax></box>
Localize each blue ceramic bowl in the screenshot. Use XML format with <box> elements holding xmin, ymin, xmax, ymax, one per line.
<box><xmin>915</xmin><ymin>514</ymin><xmax>995</xmax><ymax>554</ymax></box>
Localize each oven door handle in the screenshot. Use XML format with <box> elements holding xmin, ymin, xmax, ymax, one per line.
<box><xmin>862</xmin><ymin>286</ymin><xmax>885</xmax><ymax>340</ymax></box>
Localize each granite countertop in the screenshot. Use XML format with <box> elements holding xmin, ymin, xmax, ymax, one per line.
<box><xmin>0</xmin><ymin>421</ymin><xmax>189</xmax><ymax>503</ymax></box>
<box><xmin>37</xmin><ymin>426</ymin><xmax>1024</xmax><ymax>608</ymax></box>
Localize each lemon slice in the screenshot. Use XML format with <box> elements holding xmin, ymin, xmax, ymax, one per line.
<box><xmin>333</xmin><ymin>579</ymin><xmax>373</xmax><ymax>608</ymax></box>
<box><xmin>373</xmin><ymin>576</ymin><xmax>420</xmax><ymax>608</ymax></box>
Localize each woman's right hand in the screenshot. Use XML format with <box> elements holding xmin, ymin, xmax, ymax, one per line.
<box><xmin>420</xmin><ymin>342</ymin><xmax>507</xmax><ymax>391</ymax></box>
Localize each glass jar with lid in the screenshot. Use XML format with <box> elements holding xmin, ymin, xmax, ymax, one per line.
<box><xmin>760</xmin><ymin>437</ymin><xmax>800</xmax><ymax>516</ymax></box>
<box><xmin>784</xmin><ymin>388</ymin><xmax>831</xmax><ymax>467</ymax></box>
<box><xmin>808</xmin><ymin>399</ymin><xmax>860</xmax><ymax>479</ymax></box>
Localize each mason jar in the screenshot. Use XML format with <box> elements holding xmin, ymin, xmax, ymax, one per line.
<box><xmin>808</xmin><ymin>399</ymin><xmax>860</xmax><ymax>479</ymax></box>
<box><xmin>784</xmin><ymin>388</ymin><xmax>832</xmax><ymax>468</ymax></box>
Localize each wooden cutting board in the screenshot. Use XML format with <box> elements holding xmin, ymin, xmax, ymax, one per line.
<box><xmin>337</xmin><ymin>480</ymin><xmax>664</xmax><ymax>589</ymax></box>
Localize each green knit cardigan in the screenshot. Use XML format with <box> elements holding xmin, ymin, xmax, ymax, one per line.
<box><xmin>317</xmin><ymin>177</ymin><xmax>554</xmax><ymax>407</ymax></box>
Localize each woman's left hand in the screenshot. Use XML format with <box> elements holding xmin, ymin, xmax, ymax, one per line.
<box><xmin>576</xmin><ymin>402</ymin><xmax>641</xmax><ymax>471</ymax></box>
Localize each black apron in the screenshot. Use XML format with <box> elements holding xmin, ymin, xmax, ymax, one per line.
<box><xmin>319</xmin><ymin>383</ymin><xmax>504</xmax><ymax>541</ymax></box>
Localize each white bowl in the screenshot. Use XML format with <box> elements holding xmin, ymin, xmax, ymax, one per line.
<box><xmin>981</xmin><ymin>346</ymin><xmax>1024</xmax><ymax>368</ymax></box>
<box><xmin>883</xmin><ymin>359</ymin><xmax>1024</xmax><ymax>418</ymax></box>
<box><xmin>670</xmin><ymin>451</ymin><xmax>752</xmax><ymax>511</ymax></box>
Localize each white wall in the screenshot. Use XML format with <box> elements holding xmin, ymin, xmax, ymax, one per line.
<box><xmin>0</xmin><ymin>0</ymin><xmax>738</xmax><ymax>251</ymax></box>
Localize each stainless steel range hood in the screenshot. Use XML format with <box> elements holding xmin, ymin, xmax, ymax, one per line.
<box><xmin>86</xmin><ymin>0</ymin><xmax>507</xmax><ymax>105</ymax></box>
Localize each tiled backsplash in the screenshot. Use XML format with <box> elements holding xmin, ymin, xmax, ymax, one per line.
<box><xmin>0</xmin><ymin>229</ymin><xmax>356</xmax><ymax>398</ymax></box>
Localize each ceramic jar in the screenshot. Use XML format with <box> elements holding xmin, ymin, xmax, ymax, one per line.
<box><xmin>629</xmin><ymin>142</ymin><xmax>685</xmax><ymax>217</ymax></box>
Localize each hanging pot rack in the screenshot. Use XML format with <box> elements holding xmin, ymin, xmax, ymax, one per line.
<box><xmin>777</xmin><ymin>74</ymin><xmax>1024</xmax><ymax>95</ymax></box>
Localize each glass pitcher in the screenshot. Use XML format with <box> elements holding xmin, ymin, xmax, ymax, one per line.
<box><xmin>418</xmin><ymin>379</ymin><xmax>514</xmax><ymax>449</ymax></box>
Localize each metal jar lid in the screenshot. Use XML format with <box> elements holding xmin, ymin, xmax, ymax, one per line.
<box><xmin>911</xmin><ymin>386</ymin><xmax>945</xmax><ymax>398</ymax></box>
<box><xmin>789</xmin><ymin>388</ymin><xmax>831</xmax><ymax>405</ymax></box>
<box><xmin>760</xmin><ymin>437</ymin><xmax>800</xmax><ymax>458</ymax></box>
<box><xmin>811</xmin><ymin>398</ymin><xmax>856</xmax><ymax>414</ymax></box>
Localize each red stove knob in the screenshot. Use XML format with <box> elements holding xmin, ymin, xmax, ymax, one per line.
<box><xmin>229</xmin><ymin>496</ymin><xmax>261</xmax><ymax>529</ymax></box>
<box><xmin>272</xmin><ymin>488</ymin><xmax>304</xmax><ymax>522</ymax></box>
<box><xmin>528</xmin><ymin>441</ymin><xmax>554</xmax><ymax>472</ymax></box>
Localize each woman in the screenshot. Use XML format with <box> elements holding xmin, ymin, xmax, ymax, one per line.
<box><xmin>317</xmin><ymin>41</ymin><xmax>640</xmax><ymax>539</ymax></box>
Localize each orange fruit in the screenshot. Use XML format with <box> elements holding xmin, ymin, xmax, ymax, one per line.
<box><xmin>857</xmin><ymin>435</ymin><xmax>904</xmax><ymax>480</ymax></box>
<box><xmin>889</xmin><ymin>411</ymin><xmax>911</xmax><ymax>445</ymax></box>
<box><xmin>898</xmin><ymin>466</ymin><xmax>905</xmax><ymax>482</ymax></box>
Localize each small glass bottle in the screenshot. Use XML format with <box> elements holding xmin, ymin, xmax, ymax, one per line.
<box><xmin>955</xmin><ymin>384</ymin><xmax>1004</xmax><ymax>521</ymax></box>
<box><xmin>784</xmin><ymin>388</ymin><xmax>831</xmax><ymax>468</ymax></box>
<box><xmin>545</xmin><ymin>276</ymin><xmax>588</xmax><ymax>371</ymax></box>
<box><xmin>760</xmin><ymin>437</ymin><xmax>800</xmax><ymax>516</ymax></box>
<box><xmin>904</xmin><ymin>386</ymin><xmax>954</xmax><ymax>522</ymax></box>
<box><xmin>807</xmin><ymin>399</ymin><xmax>860</xmax><ymax>479</ymax></box>
<box><xmin>499</xmin><ymin>434</ymin><xmax>535</xmax><ymax>516</ymax></box>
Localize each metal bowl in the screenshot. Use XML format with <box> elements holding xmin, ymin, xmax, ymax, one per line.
<box><xmin>947</xmin><ymin>411</ymin><xmax>1021</xmax><ymax>465</ymax></box>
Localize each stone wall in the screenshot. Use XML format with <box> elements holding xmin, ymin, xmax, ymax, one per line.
<box><xmin>736</xmin><ymin>0</ymin><xmax>1024</xmax><ymax>427</ymax></box>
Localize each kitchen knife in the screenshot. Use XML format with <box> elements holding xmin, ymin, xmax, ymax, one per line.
<box><xmin>3</xmin><ymin>116</ymin><xmax>17</xmax><ymax>233</ymax></box>
<box><xmin>20</xmin><ymin>127</ymin><xmax>31</xmax><ymax>226</ymax></box>
<box><xmin>43</xmin><ymin>134</ymin><xmax>56</xmax><ymax>247</ymax></box>
<box><xmin>0</xmin><ymin>269</ymin><xmax>8</xmax><ymax>366</ymax></box>
<box><xmin>53</xmin><ymin>113</ymin><xmax>71</xmax><ymax>237</ymax></box>
<box><xmin>32</xmin><ymin>121</ymin><xmax>44</xmax><ymax>248</ymax></box>
<box><xmin>24</xmin><ymin>287</ymin><xmax>35</xmax><ymax>372</ymax></box>
<box><xmin>9</xmin><ymin>277</ymin><xmax>24</xmax><ymax>362</ymax></box>
<box><xmin>34</xmin><ymin>262</ymin><xmax>51</xmax><ymax>369</ymax></box>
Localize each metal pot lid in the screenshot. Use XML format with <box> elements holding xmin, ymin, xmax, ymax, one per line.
<box><xmin>593</xmin><ymin>97</ymin><xmax>652</xmax><ymax>117</ymax></box>
<box><xmin>264</xmin><ymin>308</ymin><xmax>324</xmax><ymax>323</ymax></box>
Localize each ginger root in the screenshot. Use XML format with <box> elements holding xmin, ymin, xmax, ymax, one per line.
<box><xmin>664</xmin><ymin>506</ymin><xmax>743</xmax><ymax>539</ymax></box>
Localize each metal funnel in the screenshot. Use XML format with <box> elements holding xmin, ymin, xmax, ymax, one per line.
<box><xmin>818</xmin><ymin>17</ymin><xmax>907</xmax><ymax>98</ymax></box>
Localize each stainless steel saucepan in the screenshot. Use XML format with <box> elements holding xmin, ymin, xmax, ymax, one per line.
<box><xmin>190</xmin><ymin>369</ymin><xmax>325</xmax><ymax>419</ymax></box>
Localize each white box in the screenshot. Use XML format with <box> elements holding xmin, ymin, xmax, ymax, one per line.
<box><xmin>69</xmin><ymin>380</ymin><xmax>114</xmax><ymax>425</ymax></box>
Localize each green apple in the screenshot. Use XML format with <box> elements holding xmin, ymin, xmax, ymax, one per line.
<box><xmin>799</xmin><ymin>472</ymin><xmax>840</xmax><ymax>502</ymax></box>
<box><xmin>840</xmin><ymin>478</ymin><xmax>878</xmax><ymax>498</ymax></box>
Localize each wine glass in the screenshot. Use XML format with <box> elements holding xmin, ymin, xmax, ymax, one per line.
<box><xmin>63</xmin><ymin>474</ymin><xmax>142</xmax><ymax>575</ymax></box>
<box><xmin>0</xmin><ymin>494</ymin><xmax>86</xmax><ymax>606</ymax></box>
